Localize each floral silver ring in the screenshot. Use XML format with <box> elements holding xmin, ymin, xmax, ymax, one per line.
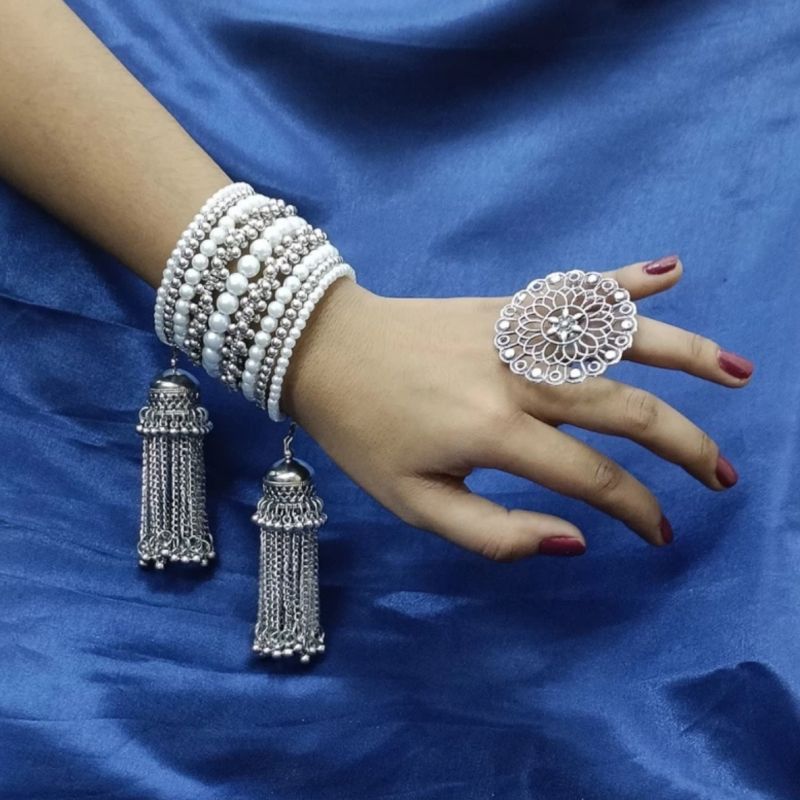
<box><xmin>494</xmin><ymin>270</ymin><xmax>638</xmax><ymax>385</ymax></box>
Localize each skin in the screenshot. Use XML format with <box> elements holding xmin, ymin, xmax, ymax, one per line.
<box><xmin>0</xmin><ymin>2</ymin><xmax>753</xmax><ymax>561</ymax></box>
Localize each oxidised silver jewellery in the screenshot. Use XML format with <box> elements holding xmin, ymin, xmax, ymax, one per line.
<box><xmin>138</xmin><ymin>181</ymin><xmax>356</xmax><ymax>664</ymax></box>
<box><xmin>494</xmin><ymin>270</ymin><xmax>637</xmax><ymax>385</ymax></box>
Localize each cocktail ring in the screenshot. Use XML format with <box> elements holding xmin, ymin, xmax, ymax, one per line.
<box><xmin>494</xmin><ymin>270</ymin><xmax>638</xmax><ymax>385</ymax></box>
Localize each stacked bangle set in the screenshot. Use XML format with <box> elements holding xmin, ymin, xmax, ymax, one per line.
<box><xmin>154</xmin><ymin>182</ymin><xmax>356</xmax><ymax>420</ymax></box>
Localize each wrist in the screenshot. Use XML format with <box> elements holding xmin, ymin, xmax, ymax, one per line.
<box><xmin>282</xmin><ymin>278</ymin><xmax>378</xmax><ymax>424</ymax></box>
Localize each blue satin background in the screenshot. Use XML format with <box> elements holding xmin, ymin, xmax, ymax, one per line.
<box><xmin>1</xmin><ymin>1</ymin><xmax>798</xmax><ymax>797</ymax></box>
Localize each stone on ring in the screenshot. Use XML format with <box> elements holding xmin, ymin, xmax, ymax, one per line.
<box><xmin>494</xmin><ymin>270</ymin><xmax>638</xmax><ymax>385</ymax></box>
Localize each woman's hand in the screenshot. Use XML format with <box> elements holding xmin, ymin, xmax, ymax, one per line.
<box><xmin>284</xmin><ymin>257</ymin><xmax>753</xmax><ymax>560</ymax></box>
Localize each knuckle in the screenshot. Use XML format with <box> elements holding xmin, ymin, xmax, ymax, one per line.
<box><xmin>591</xmin><ymin>458</ymin><xmax>624</xmax><ymax>495</ymax></box>
<box><xmin>688</xmin><ymin>332</ymin><xmax>714</xmax><ymax>362</ymax></box>
<box><xmin>698</xmin><ymin>431</ymin><xmax>717</xmax><ymax>467</ymax></box>
<box><xmin>478</xmin><ymin>534</ymin><xmax>523</xmax><ymax>563</ymax></box>
<box><xmin>623</xmin><ymin>389</ymin><xmax>659</xmax><ymax>435</ymax></box>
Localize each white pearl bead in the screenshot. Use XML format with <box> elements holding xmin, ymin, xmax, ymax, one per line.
<box><xmin>284</xmin><ymin>337</ymin><xmax>296</xmax><ymax>350</ymax></box>
<box><xmin>254</xmin><ymin>331</ymin><xmax>271</xmax><ymax>347</ymax></box>
<box><xmin>242</xmin><ymin>372</ymin><xmax>256</xmax><ymax>385</ymax></box>
<box><xmin>277</xmin><ymin>357</ymin><xmax>290</xmax><ymax>368</ymax></box>
<box><xmin>250</xmin><ymin>239</ymin><xmax>271</xmax><ymax>261</ymax></box>
<box><xmin>275</xmin><ymin>286</ymin><xmax>293</xmax><ymax>304</ymax></box>
<box><xmin>284</xmin><ymin>276</ymin><xmax>301</xmax><ymax>292</ymax></box>
<box><xmin>209</xmin><ymin>227</ymin><xmax>227</xmax><ymax>244</ymax></box>
<box><xmin>265</xmin><ymin>228</ymin><xmax>283</xmax><ymax>247</ymax></box>
<box><xmin>179</xmin><ymin>284</ymin><xmax>195</xmax><ymax>300</ymax></box>
<box><xmin>218</xmin><ymin>215</ymin><xmax>234</xmax><ymax>230</ymax></box>
<box><xmin>199</xmin><ymin>240</ymin><xmax>217</xmax><ymax>257</ymax></box>
<box><xmin>299</xmin><ymin>308</ymin><xmax>310</xmax><ymax>320</ymax></box>
<box><xmin>275</xmin><ymin>367</ymin><xmax>286</xmax><ymax>378</ymax></box>
<box><xmin>203</xmin><ymin>331</ymin><xmax>223</xmax><ymax>348</ymax></box>
<box><xmin>260</xmin><ymin>316</ymin><xmax>277</xmax><ymax>333</ymax></box>
<box><xmin>295</xmin><ymin>318</ymin><xmax>306</xmax><ymax>331</ymax></box>
<box><xmin>267</xmin><ymin>301</ymin><xmax>284</xmax><ymax>318</ymax></box>
<box><xmin>245</xmin><ymin>358</ymin><xmax>260</xmax><ymax>373</ymax></box>
<box><xmin>184</xmin><ymin>268</ymin><xmax>201</xmax><ymax>285</ymax></box>
<box><xmin>208</xmin><ymin>312</ymin><xmax>229</xmax><ymax>333</ymax></box>
<box><xmin>202</xmin><ymin>347</ymin><xmax>221</xmax><ymax>364</ymax></box>
<box><xmin>237</xmin><ymin>254</ymin><xmax>260</xmax><ymax>278</ymax></box>
<box><xmin>175</xmin><ymin>299</ymin><xmax>190</xmax><ymax>314</ymax></box>
<box><xmin>226</xmin><ymin>272</ymin><xmax>249</xmax><ymax>296</ymax></box>
<box><xmin>217</xmin><ymin>292</ymin><xmax>239</xmax><ymax>314</ymax></box>
<box><xmin>242</xmin><ymin>385</ymin><xmax>255</xmax><ymax>401</ymax></box>
<box><xmin>229</xmin><ymin>205</ymin><xmax>245</xmax><ymax>223</ymax></box>
<box><xmin>249</xmin><ymin>346</ymin><xmax>265</xmax><ymax>360</ymax></box>
<box><xmin>293</xmin><ymin>264</ymin><xmax>309</xmax><ymax>281</ymax></box>
<box><xmin>288</xmin><ymin>326</ymin><xmax>300</xmax><ymax>338</ymax></box>
<box><xmin>191</xmin><ymin>253</ymin><xmax>208</xmax><ymax>270</ymax></box>
<box><xmin>172</xmin><ymin>312</ymin><xmax>187</xmax><ymax>326</ymax></box>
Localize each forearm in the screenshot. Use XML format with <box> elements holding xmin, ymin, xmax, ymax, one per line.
<box><xmin>0</xmin><ymin>0</ymin><xmax>228</xmax><ymax>286</ymax></box>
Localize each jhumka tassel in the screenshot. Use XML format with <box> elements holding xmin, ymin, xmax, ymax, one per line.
<box><xmin>136</xmin><ymin>366</ymin><xmax>215</xmax><ymax>569</ymax></box>
<box><xmin>252</xmin><ymin>424</ymin><xmax>326</xmax><ymax>663</ymax></box>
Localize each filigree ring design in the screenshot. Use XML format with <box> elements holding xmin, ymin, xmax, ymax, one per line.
<box><xmin>494</xmin><ymin>270</ymin><xmax>638</xmax><ymax>385</ymax></box>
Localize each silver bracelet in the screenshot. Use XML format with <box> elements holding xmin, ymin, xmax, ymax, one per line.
<box><xmin>156</xmin><ymin>182</ymin><xmax>254</xmax><ymax>347</ymax></box>
<box><xmin>217</xmin><ymin>217</ymin><xmax>320</xmax><ymax>389</ymax></box>
<box><xmin>145</xmin><ymin>182</ymin><xmax>357</xmax><ymax>664</ymax></box>
<box><xmin>265</xmin><ymin>261</ymin><xmax>356</xmax><ymax>421</ymax></box>
<box><xmin>189</xmin><ymin>197</ymin><xmax>292</xmax><ymax>369</ymax></box>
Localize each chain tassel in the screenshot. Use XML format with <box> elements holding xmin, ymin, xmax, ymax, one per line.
<box><xmin>252</xmin><ymin>424</ymin><xmax>326</xmax><ymax>662</ymax></box>
<box><xmin>136</xmin><ymin>366</ymin><xmax>215</xmax><ymax>569</ymax></box>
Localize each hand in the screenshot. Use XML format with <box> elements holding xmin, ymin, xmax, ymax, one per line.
<box><xmin>284</xmin><ymin>257</ymin><xmax>753</xmax><ymax>560</ymax></box>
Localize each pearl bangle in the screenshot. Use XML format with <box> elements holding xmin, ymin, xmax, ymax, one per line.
<box><xmin>190</xmin><ymin>197</ymin><xmax>292</xmax><ymax>371</ymax></box>
<box><xmin>157</xmin><ymin>183</ymin><xmax>254</xmax><ymax>347</ymax></box>
<box><xmin>265</xmin><ymin>261</ymin><xmax>356</xmax><ymax>421</ymax></box>
<box><xmin>243</xmin><ymin>244</ymin><xmax>340</xmax><ymax>402</ymax></box>
<box><xmin>216</xmin><ymin>216</ymin><xmax>318</xmax><ymax>387</ymax></box>
<box><xmin>155</xmin><ymin>183</ymin><xmax>357</xmax><ymax>424</ymax></box>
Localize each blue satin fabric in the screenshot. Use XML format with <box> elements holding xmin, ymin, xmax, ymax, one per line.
<box><xmin>1</xmin><ymin>1</ymin><xmax>798</xmax><ymax>797</ymax></box>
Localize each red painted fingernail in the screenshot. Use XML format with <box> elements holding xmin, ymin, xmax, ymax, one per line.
<box><xmin>659</xmin><ymin>515</ymin><xmax>673</xmax><ymax>545</ymax></box>
<box><xmin>718</xmin><ymin>350</ymin><xmax>754</xmax><ymax>380</ymax></box>
<box><xmin>538</xmin><ymin>537</ymin><xmax>586</xmax><ymax>557</ymax></box>
<box><xmin>643</xmin><ymin>255</ymin><xmax>679</xmax><ymax>275</ymax></box>
<box><xmin>715</xmin><ymin>454</ymin><xmax>738</xmax><ymax>488</ymax></box>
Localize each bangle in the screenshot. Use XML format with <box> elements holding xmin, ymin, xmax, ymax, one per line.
<box><xmin>265</xmin><ymin>261</ymin><xmax>356</xmax><ymax>421</ymax></box>
<box><xmin>242</xmin><ymin>243</ymin><xmax>339</xmax><ymax>402</ymax></box>
<box><xmin>217</xmin><ymin>216</ymin><xmax>319</xmax><ymax>387</ymax></box>
<box><xmin>156</xmin><ymin>183</ymin><xmax>253</xmax><ymax>347</ymax></box>
<box><xmin>146</xmin><ymin>180</ymin><xmax>358</xmax><ymax>664</ymax></box>
<box><xmin>188</xmin><ymin>196</ymin><xmax>291</xmax><ymax>368</ymax></box>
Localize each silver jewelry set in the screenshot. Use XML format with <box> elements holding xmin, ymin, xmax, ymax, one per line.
<box><xmin>138</xmin><ymin>182</ymin><xmax>355</xmax><ymax>664</ymax></box>
<box><xmin>137</xmin><ymin>184</ymin><xmax>637</xmax><ymax>667</ymax></box>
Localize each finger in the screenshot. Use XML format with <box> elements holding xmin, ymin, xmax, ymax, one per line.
<box><xmin>400</xmin><ymin>477</ymin><xmax>586</xmax><ymax>561</ymax></box>
<box><xmin>627</xmin><ymin>317</ymin><xmax>754</xmax><ymax>386</ymax></box>
<box><xmin>487</xmin><ymin>415</ymin><xmax>671</xmax><ymax>546</ymax></box>
<box><xmin>601</xmin><ymin>255</ymin><xmax>683</xmax><ymax>300</ymax></box>
<box><xmin>548</xmin><ymin>378</ymin><xmax>737</xmax><ymax>490</ymax></box>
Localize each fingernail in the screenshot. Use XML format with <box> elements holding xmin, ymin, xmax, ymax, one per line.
<box><xmin>538</xmin><ymin>536</ymin><xmax>586</xmax><ymax>557</ymax></box>
<box><xmin>659</xmin><ymin>515</ymin><xmax>673</xmax><ymax>545</ymax></box>
<box><xmin>643</xmin><ymin>255</ymin><xmax>679</xmax><ymax>275</ymax></box>
<box><xmin>715</xmin><ymin>454</ymin><xmax>738</xmax><ymax>488</ymax></box>
<box><xmin>718</xmin><ymin>350</ymin><xmax>754</xmax><ymax>380</ymax></box>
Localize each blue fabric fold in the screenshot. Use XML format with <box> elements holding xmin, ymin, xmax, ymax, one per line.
<box><xmin>0</xmin><ymin>1</ymin><xmax>797</xmax><ymax>797</ymax></box>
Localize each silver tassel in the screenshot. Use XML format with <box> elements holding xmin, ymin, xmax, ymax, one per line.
<box><xmin>252</xmin><ymin>424</ymin><xmax>326</xmax><ymax>663</ymax></box>
<box><xmin>136</xmin><ymin>366</ymin><xmax>215</xmax><ymax>569</ymax></box>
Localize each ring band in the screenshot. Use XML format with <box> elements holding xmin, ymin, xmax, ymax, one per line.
<box><xmin>494</xmin><ymin>269</ymin><xmax>637</xmax><ymax>385</ymax></box>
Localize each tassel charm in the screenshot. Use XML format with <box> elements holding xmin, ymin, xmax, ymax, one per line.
<box><xmin>252</xmin><ymin>424</ymin><xmax>326</xmax><ymax>663</ymax></box>
<box><xmin>136</xmin><ymin>367</ymin><xmax>215</xmax><ymax>569</ymax></box>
